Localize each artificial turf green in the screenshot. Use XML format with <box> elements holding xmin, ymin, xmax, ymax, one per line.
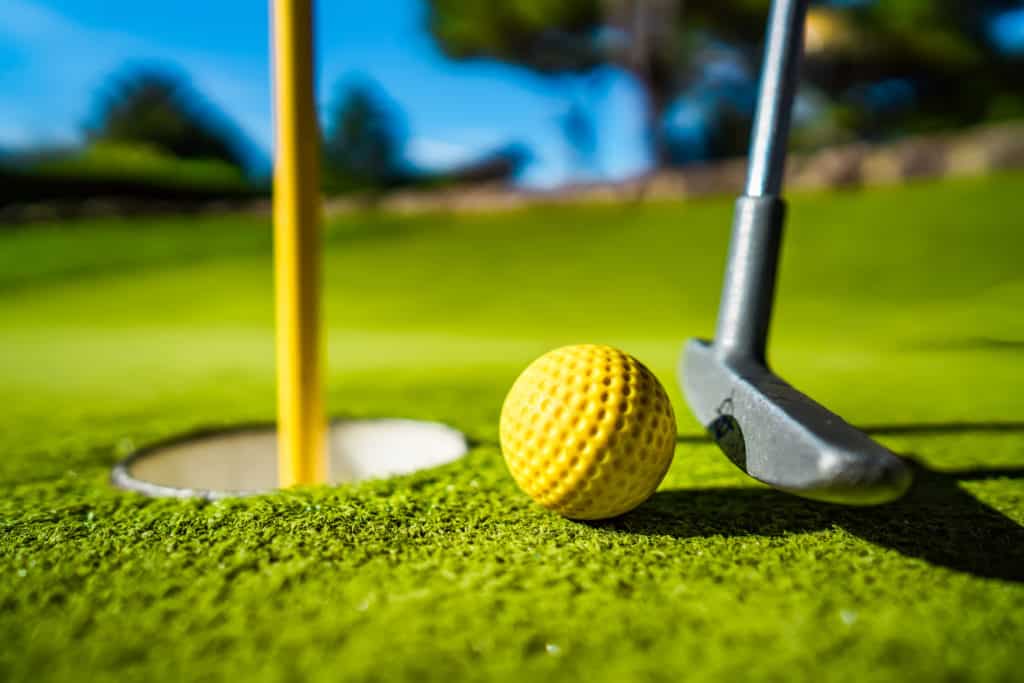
<box><xmin>2</xmin><ymin>173</ymin><xmax>1024</xmax><ymax>682</ymax></box>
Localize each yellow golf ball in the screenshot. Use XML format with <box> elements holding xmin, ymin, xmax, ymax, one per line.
<box><xmin>500</xmin><ymin>344</ymin><xmax>677</xmax><ymax>520</ymax></box>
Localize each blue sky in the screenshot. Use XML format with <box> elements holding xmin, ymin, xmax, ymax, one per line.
<box><xmin>0</xmin><ymin>0</ymin><xmax>650</xmax><ymax>187</ymax></box>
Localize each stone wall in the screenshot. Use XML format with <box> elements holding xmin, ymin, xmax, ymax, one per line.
<box><xmin>352</xmin><ymin>121</ymin><xmax>1024</xmax><ymax>215</ymax></box>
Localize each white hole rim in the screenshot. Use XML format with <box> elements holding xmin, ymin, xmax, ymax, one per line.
<box><xmin>111</xmin><ymin>418</ymin><xmax>470</xmax><ymax>500</ymax></box>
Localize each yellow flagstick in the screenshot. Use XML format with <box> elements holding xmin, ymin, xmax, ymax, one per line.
<box><xmin>272</xmin><ymin>0</ymin><xmax>326</xmax><ymax>487</ymax></box>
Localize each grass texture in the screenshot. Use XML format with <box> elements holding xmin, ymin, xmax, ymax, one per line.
<box><xmin>2</xmin><ymin>173</ymin><xmax>1023</xmax><ymax>682</ymax></box>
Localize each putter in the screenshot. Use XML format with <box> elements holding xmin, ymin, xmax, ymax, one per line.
<box><xmin>680</xmin><ymin>0</ymin><xmax>912</xmax><ymax>504</ymax></box>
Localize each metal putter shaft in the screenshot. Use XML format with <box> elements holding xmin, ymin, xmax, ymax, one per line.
<box><xmin>680</xmin><ymin>0</ymin><xmax>912</xmax><ymax>504</ymax></box>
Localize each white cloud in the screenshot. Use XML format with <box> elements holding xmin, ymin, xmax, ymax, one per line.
<box><xmin>404</xmin><ymin>126</ymin><xmax>513</xmax><ymax>170</ymax></box>
<box><xmin>405</xmin><ymin>136</ymin><xmax>478</xmax><ymax>170</ymax></box>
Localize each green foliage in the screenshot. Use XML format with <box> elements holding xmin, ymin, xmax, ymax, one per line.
<box><xmin>0</xmin><ymin>142</ymin><xmax>261</xmax><ymax>207</ymax></box>
<box><xmin>30</xmin><ymin>142</ymin><xmax>248</xmax><ymax>190</ymax></box>
<box><xmin>1</xmin><ymin>174</ymin><xmax>1024</xmax><ymax>682</ymax></box>
<box><xmin>427</xmin><ymin>0</ymin><xmax>603</xmax><ymax>73</ymax></box>
<box><xmin>322</xmin><ymin>81</ymin><xmax>408</xmax><ymax>193</ymax></box>
<box><xmin>426</xmin><ymin>0</ymin><xmax>1024</xmax><ymax>159</ymax></box>
<box><xmin>86</xmin><ymin>67</ymin><xmax>248</xmax><ymax>170</ymax></box>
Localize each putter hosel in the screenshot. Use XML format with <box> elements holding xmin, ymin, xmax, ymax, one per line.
<box><xmin>714</xmin><ymin>196</ymin><xmax>785</xmax><ymax>364</ymax></box>
<box><xmin>714</xmin><ymin>0</ymin><xmax>805</xmax><ymax>363</ymax></box>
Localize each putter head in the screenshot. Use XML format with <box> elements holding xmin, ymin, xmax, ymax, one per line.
<box><xmin>682</xmin><ymin>339</ymin><xmax>912</xmax><ymax>505</ymax></box>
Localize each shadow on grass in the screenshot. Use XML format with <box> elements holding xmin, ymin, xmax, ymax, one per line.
<box><xmin>615</xmin><ymin>421</ymin><xmax>1024</xmax><ymax>583</ymax></box>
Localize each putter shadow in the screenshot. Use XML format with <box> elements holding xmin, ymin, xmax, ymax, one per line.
<box><xmin>609</xmin><ymin>457</ymin><xmax>1024</xmax><ymax>583</ymax></box>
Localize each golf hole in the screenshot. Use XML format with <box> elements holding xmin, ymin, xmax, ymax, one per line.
<box><xmin>112</xmin><ymin>419</ymin><xmax>469</xmax><ymax>499</ymax></box>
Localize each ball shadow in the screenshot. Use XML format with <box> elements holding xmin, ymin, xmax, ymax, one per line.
<box><xmin>606</xmin><ymin>422</ymin><xmax>1024</xmax><ymax>583</ymax></box>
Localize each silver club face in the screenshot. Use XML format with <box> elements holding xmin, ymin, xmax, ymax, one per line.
<box><xmin>683</xmin><ymin>340</ymin><xmax>912</xmax><ymax>505</ymax></box>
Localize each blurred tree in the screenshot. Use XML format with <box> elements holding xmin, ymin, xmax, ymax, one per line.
<box><xmin>557</xmin><ymin>70</ymin><xmax>607</xmax><ymax>181</ymax></box>
<box><xmin>560</xmin><ymin>98</ymin><xmax>598</xmax><ymax>179</ymax></box>
<box><xmin>801</xmin><ymin>1</ymin><xmax>1024</xmax><ymax>134</ymax></box>
<box><xmin>322</xmin><ymin>79</ymin><xmax>408</xmax><ymax>193</ymax></box>
<box><xmin>426</xmin><ymin>0</ymin><xmax>680</xmax><ymax>163</ymax></box>
<box><xmin>86</xmin><ymin>67</ymin><xmax>248</xmax><ymax>169</ymax></box>
<box><xmin>427</xmin><ymin>0</ymin><xmax>1024</xmax><ymax>165</ymax></box>
<box><xmin>443</xmin><ymin>142</ymin><xmax>533</xmax><ymax>185</ymax></box>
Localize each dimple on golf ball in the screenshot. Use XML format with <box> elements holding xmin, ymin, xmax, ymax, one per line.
<box><xmin>500</xmin><ymin>344</ymin><xmax>677</xmax><ymax>520</ymax></box>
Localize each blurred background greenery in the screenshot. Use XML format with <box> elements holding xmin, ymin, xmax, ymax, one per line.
<box><xmin>2</xmin><ymin>0</ymin><xmax>1023</xmax><ymax>212</ymax></box>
